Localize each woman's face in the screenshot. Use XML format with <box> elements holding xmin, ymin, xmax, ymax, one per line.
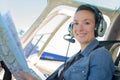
<box><xmin>73</xmin><ymin>10</ymin><xmax>95</xmax><ymax>45</ymax></box>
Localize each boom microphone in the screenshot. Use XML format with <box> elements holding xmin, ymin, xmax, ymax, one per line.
<box><xmin>63</xmin><ymin>34</ymin><xmax>75</xmax><ymax>43</ymax></box>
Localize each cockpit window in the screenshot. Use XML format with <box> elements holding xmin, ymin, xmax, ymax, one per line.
<box><xmin>0</xmin><ymin>0</ymin><xmax>48</xmax><ymax>37</ymax></box>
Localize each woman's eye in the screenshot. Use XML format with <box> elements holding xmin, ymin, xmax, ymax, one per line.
<box><xmin>85</xmin><ymin>22</ymin><xmax>90</xmax><ymax>25</ymax></box>
<box><xmin>74</xmin><ymin>23</ymin><xmax>78</xmax><ymax>25</ymax></box>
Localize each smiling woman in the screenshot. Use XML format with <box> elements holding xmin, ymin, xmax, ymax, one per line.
<box><xmin>0</xmin><ymin>0</ymin><xmax>120</xmax><ymax>80</ymax></box>
<box><xmin>19</xmin><ymin>1</ymin><xmax>117</xmax><ymax>77</ymax></box>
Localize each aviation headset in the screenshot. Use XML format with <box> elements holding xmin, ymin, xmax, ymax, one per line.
<box><xmin>68</xmin><ymin>4</ymin><xmax>107</xmax><ymax>37</ymax></box>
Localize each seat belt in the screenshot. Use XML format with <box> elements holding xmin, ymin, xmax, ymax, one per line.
<box><xmin>58</xmin><ymin>51</ymin><xmax>83</xmax><ymax>80</ymax></box>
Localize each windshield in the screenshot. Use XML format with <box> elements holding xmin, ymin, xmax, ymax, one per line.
<box><xmin>0</xmin><ymin>0</ymin><xmax>48</xmax><ymax>37</ymax></box>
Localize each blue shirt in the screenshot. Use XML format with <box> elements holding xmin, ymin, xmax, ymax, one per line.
<box><xmin>47</xmin><ymin>39</ymin><xmax>115</xmax><ymax>80</ymax></box>
<box><xmin>63</xmin><ymin>39</ymin><xmax>115</xmax><ymax>80</ymax></box>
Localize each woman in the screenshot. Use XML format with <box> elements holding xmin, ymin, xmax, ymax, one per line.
<box><xmin>18</xmin><ymin>4</ymin><xmax>115</xmax><ymax>80</ymax></box>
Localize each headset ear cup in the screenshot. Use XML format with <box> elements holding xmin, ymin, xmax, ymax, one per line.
<box><xmin>97</xmin><ymin>20</ymin><xmax>107</xmax><ymax>37</ymax></box>
<box><xmin>68</xmin><ymin>22</ymin><xmax>74</xmax><ymax>37</ymax></box>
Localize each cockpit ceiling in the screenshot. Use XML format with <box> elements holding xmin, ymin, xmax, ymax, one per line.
<box><xmin>72</xmin><ymin>0</ymin><xmax>120</xmax><ymax>10</ymax></box>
